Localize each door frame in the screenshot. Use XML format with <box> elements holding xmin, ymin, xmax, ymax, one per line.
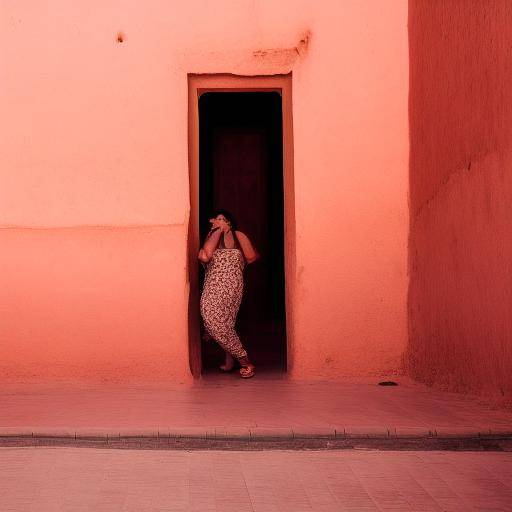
<box><xmin>186</xmin><ymin>73</ymin><xmax>296</xmax><ymax>377</ymax></box>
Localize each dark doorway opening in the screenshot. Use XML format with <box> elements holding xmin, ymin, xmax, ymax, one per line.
<box><xmin>199</xmin><ymin>92</ymin><xmax>287</xmax><ymax>373</ymax></box>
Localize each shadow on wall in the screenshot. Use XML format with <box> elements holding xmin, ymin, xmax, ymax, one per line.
<box><xmin>406</xmin><ymin>0</ymin><xmax>512</xmax><ymax>405</ymax></box>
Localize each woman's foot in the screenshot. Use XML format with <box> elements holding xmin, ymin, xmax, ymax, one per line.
<box><xmin>219</xmin><ymin>353</ymin><xmax>235</xmax><ymax>372</ymax></box>
<box><xmin>239</xmin><ymin>363</ymin><xmax>255</xmax><ymax>378</ymax></box>
<box><xmin>237</xmin><ymin>357</ymin><xmax>255</xmax><ymax>378</ymax></box>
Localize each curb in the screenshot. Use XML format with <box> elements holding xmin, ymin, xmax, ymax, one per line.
<box><xmin>2</xmin><ymin>435</ymin><xmax>512</xmax><ymax>452</ymax></box>
<box><xmin>1</xmin><ymin>426</ymin><xmax>512</xmax><ymax>440</ymax></box>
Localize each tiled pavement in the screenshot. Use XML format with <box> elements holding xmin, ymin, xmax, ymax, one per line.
<box><xmin>1</xmin><ymin>448</ymin><xmax>511</xmax><ymax>511</ymax></box>
<box><xmin>1</xmin><ymin>376</ymin><xmax>512</xmax><ymax>439</ymax></box>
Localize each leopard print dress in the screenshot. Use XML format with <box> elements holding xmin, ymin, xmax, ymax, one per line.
<box><xmin>200</xmin><ymin>230</ymin><xmax>248</xmax><ymax>359</ymax></box>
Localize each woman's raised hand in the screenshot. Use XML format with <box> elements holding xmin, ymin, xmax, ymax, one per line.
<box><xmin>208</xmin><ymin>219</ymin><xmax>221</xmax><ymax>233</ymax></box>
<box><xmin>219</xmin><ymin>219</ymin><xmax>231</xmax><ymax>232</ymax></box>
<box><xmin>211</xmin><ymin>218</ymin><xmax>230</xmax><ymax>233</ymax></box>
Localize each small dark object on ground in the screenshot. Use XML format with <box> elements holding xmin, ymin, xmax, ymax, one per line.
<box><xmin>378</xmin><ymin>381</ymin><xmax>398</xmax><ymax>386</ymax></box>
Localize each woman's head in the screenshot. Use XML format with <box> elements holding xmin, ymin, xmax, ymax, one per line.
<box><xmin>209</xmin><ymin>208</ymin><xmax>238</xmax><ymax>231</ymax></box>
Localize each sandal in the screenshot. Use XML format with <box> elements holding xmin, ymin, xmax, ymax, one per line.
<box><xmin>239</xmin><ymin>363</ymin><xmax>255</xmax><ymax>379</ymax></box>
<box><xmin>236</xmin><ymin>356</ymin><xmax>255</xmax><ymax>379</ymax></box>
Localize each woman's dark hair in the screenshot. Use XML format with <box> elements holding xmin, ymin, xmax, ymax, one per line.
<box><xmin>209</xmin><ymin>208</ymin><xmax>238</xmax><ymax>232</ymax></box>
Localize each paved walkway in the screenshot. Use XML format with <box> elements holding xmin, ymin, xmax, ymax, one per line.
<box><xmin>1</xmin><ymin>448</ymin><xmax>512</xmax><ymax>511</ymax></box>
<box><xmin>1</xmin><ymin>376</ymin><xmax>512</xmax><ymax>439</ymax></box>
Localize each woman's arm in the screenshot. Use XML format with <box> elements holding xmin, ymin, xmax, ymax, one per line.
<box><xmin>198</xmin><ymin>226</ymin><xmax>223</xmax><ymax>262</ymax></box>
<box><xmin>236</xmin><ymin>231</ymin><xmax>260</xmax><ymax>264</ymax></box>
<box><xmin>198</xmin><ymin>248</ymin><xmax>209</xmax><ymax>263</ymax></box>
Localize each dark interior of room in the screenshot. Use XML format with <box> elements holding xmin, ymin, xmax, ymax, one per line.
<box><xmin>198</xmin><ymin>91</ymin><xmax>287</xmax><ymax>373</ymax></box>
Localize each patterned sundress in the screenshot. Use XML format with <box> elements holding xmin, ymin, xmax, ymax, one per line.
<box><xmin>200</xmin><ymin>230</ymin><xmax>248</xmax><ymax>359</ymax></box>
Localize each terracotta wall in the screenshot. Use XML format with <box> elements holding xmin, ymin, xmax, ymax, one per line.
<box><xmin>407</xmin><ymin>0</ymin><xmax>512</xmax><ymax>402</ymax></box>
<box><xmin>0</xmin><ymin>1</ymin><xmax>409</xmax><ymax>382</ymax></box>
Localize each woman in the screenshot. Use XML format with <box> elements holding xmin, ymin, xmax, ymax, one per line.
<box><xmin>198</xmin><ymin>209</ymin><xmax>260</xmax><ymax>378</ymax></box>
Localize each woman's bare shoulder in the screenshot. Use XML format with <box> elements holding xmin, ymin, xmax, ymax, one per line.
<box><xmin>235</xmin><ymin>230</ymin><xmax>248</xmax><ymax>239</ymax></box>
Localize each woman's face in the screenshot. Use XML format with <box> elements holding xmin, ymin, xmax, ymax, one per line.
<box><xmin>210</xmin><ymin>214</ymin><xmax>230</xmax><ymax>227</ymax></box>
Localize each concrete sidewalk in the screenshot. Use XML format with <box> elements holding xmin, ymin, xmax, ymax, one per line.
<box><xmin>2</xmin><ymin>448</ymin><xmax>512</xmax><ymax>511</ymax></box>
<box><xmin>1</xmin><ymin>374</ymin><xmax>512</xmax><ymax>442</ymax></box>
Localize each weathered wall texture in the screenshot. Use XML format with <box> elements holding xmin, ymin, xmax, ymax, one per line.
<box><xmin>0</xmin><ymin>0</ymin><xmax>408</xmax><ymax>382</ymax></box>
<box><xmin>407</xmin><ymin>0</ymin><xmax>512</xmax><ymax>402</ymax></box>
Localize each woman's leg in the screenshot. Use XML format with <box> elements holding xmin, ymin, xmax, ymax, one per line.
<box><xmin>201</xmin><ymin>312</ymin><xmax>248</xmax><ymax>360</ymax></box>
<box><xmin>200</xmin><ymin>264</ymin><xmax>253</xmax><ymax>377</ymax></box>
<box><xmin>220</xmin><ymin>351</ymin><xmax>234</xmax><ymax>371</ymax></box>
<box><xmin>202</xmin><ymin>314</ymin><xmax>254</xmax><ymax>377</ymax></box>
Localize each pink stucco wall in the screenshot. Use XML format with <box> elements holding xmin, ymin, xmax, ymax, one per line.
<box><xmin>407</xmin><ymin>0</ymin><xmax>512</xmax><ymax>403</ymax></box>
<box><xmin>0</xmin><ymin>1</ymin><xmax>409</xmax><ymax>382</ymax></box>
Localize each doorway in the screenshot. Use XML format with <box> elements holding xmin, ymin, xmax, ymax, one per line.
<box><xmin>199</xmin><ymin>92</ymin><xmax>286</xmax><ymax>372</ymax></box>
<box><xmin>187</xmin><ymin>74</ymin><xmax>295</xmax><ymax>378</ymax></box>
